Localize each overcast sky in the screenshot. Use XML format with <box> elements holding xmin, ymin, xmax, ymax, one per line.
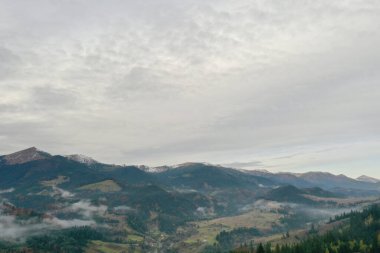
<box><xmin>0</xmin><ymin>0</ymin><xmax>379</xmax><ymax>178</ymax></box>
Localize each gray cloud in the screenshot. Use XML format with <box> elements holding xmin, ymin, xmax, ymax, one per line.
<box><xmin>0</xmin><ymin>47</ymin><xmax>21</xmax><ymax>79</ymax></box>
<box><xmin>31</xmin><ymin>86</ymin><xmax>77</xmax><ymax>108</ymax></box>
<box><xmin>0</xmin><ymin>0</ymin><xmax>379</xmax><ymax>177</ymax></box>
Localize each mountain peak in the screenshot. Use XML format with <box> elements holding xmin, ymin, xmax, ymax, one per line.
<box><xmin>2</xmin><ymin>147</ymin><xmax>50</xmax><ymax>165</ymax></box>
<box><xmin>357</xmin><ymin>175</ymin><xmax>380</xmax><ymax>183</ymax></box>
<box><xmin>65</xmin><ymin>154</ymin><xmax>97</xmax><ymax>165</ymax></box>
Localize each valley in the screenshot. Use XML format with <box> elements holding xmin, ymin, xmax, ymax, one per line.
<box><xmin>0</xmin><ymin>148</ymin><xmax>379</xmax><ymax>253</ymax></box>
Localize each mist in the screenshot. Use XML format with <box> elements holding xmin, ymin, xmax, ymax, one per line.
<box><xmin>0</xmin><ymin>198</ymin><xmax>107</xmax><ymax>241</ymax></box>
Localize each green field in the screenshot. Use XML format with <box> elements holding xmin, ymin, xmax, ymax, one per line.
<box><xmin>179</xmin><ymin>209</ymin><xmax>283</xmax><ymax>251</ymax></box>
<box><xmin>86</xmin><ymin>240</ymin><xmax>141</xmax><ymax>253</ymax></box>
<box><xmin>127</xmin><ymin>234</ymin><xmax>144</xmax><ymax>243</ymax></box>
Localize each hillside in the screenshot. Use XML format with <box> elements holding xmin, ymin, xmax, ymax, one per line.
<box><xmin>0</xmin><ymin>148</ymin><xmax>379</xmax><ymax>253</ymax></box>
<box><xmin>231</xmin><ymin>204</ymin><xmax>380</xmax><ymax>253</ymax></box>
<box><xmin>265</xmin><ymin>185</ymin><xmax>338</xmax><ymax>205</ymax></box>
<box><xmin>156</xmin><ymin>163</ymin><xmax>274</xmax><ymax>191</ymax></box>
<box><xmin>245</xmin><ymin>170</ymin><xmax>380</xmax><ymax>193</ymax></box>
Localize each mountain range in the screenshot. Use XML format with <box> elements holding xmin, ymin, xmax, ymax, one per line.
<box><xmin>0</xmin><ymin>147</ymin><xmax>379</xmax><ymax>233</ymax></box>
<box><xmin>2</xmin><ymin>147</ymin><xmax>379</xmax><ymax>194</ymax></box>
<box><xmin>1</xmin><ymin>147</ymin><xmax>380</xmax><ymax>252</ymax></box>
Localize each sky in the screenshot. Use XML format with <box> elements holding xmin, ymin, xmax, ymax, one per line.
<box><xmin>0</xmin><ymin>0</ymin><xmax>379</xmax><ymax>178</ymax></box>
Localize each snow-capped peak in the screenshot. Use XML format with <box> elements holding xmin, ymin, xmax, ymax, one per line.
<box><xmin>66</xmin><ymin>154</ymin><xmax>97</xmax><ymax>165</ymax></box>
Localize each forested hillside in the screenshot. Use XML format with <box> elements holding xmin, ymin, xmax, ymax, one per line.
<box><xmin>231</xmin><ymin>205</ymin><xmax>380</xmax><ymax>253</ymax></box>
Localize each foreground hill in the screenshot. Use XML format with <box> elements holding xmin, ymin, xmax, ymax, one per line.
<box><xmin>230</xmin><ymin>204</ymin><xmax>380</xmax><ymax>253</ymax></box>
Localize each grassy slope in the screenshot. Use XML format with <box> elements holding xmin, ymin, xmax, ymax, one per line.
<box><xmin>79</xmin><ymin>180</ymin><xmax>122</xmax><ymax>192</ymax></box>
<box><xmin>177</xmin><ymin>209</ymin><xmax>282</xmax><ymax>252</ymax></box>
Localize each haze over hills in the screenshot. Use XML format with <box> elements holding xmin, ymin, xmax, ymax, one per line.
<box><xmin>356</xmin><ymin>175</ymin><xmax>380</xmax><ymax>183</ymax></box>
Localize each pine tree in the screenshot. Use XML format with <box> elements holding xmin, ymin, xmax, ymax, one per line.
<box><xmin>257</xmin><ymin>243</ymin><xmax>265</xmax><ymax>253</ymax></box>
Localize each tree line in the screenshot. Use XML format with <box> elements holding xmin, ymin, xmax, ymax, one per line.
<box><xmin>232</xmin><ymin>205</ymin><xmax>380</xmax><ymax>253</ymax></box>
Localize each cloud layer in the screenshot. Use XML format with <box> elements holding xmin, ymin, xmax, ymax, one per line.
<box><xmin>0</xmin><ymin>0</ymin><xmax>379</xmax><ymax>177</ymax></box>
<box><xmin>0</xmin><ymin>197</ymin><xmax>105</xmax><ymax>241</ymax></box>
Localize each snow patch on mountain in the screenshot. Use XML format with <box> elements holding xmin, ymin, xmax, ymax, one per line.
<box><xmin>65</xmin><ymin>154</ymin><xmax>97</xmax><ymax>165</ymax></box>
